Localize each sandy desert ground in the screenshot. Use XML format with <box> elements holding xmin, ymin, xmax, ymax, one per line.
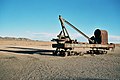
<box><xmin>0</xmin><ymin>40</ymin><xmax>120</xmax><ymax>80</ymax></box>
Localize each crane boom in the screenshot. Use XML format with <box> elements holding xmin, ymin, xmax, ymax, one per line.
<box><xmin>59</xmin><ymin>15</ymin><xmax>94</xmax><ymax>43</ymax></box>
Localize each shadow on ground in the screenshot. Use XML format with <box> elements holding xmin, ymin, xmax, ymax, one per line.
<box><xmin>0</xmin><ymin>46</ymin><xmax>55</xmax><ymax>56</ymax></box>
<box><xmin>0</xmin><ymin>46</ymin><xmax>108</xmax><ymax>56</ymax></box>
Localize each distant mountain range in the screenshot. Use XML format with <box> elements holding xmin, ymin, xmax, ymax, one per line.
<box><xmin>0</xmin><ymin>36</ymin><xmax>32</xmax><ymax>41</ymax></box>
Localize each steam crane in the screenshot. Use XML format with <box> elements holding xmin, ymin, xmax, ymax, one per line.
<box><xmin>52</xmin><ymin>15</ymin><xmax>115</xmax><ymax>56</ymax></box>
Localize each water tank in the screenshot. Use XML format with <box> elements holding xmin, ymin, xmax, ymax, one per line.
<box><xmin>100</xmin><ymin>30</ymin><xmax>108</xmax><ymax>44</ymax></box>
<box><xmin>94</xmin><ymin>29</ymin><xmax>102</xmax><ymax>44</ymax></box>
<box><xmin>89</xmin><ymin>29</ymin><xmax>108</xmax><ymax>44</ymax></box>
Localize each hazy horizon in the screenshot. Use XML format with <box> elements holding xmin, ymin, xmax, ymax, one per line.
<box><xmin>0</xmin><ymin>0</ymin><xmax>120</xmax><ymax>43</ymax></box>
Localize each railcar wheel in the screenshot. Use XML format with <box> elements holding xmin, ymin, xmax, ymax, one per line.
<box><xmin>103</xmin><ymin>51</ymin><xmax>107</xmax><ymax>54</ymax></box>
<box><xmin>62</xmin><ymin>52</ymin><xmax>68</xmax><ymax>57</ymax></box>
<box><xmin>53</xmin><ymin>51</ymin><xmax>58</xmax><ymax>56</ymax></box>
<box><xmin>90</xmin><ymin>50</ymin><xmax>95</xmax><ymax>56</ymax></box>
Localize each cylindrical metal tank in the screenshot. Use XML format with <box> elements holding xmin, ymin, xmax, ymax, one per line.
<box><xmin>94</xmin><ymin>29</ymin><xmax>101</xmax><ymax>38</ymax></box>
<box><xmin>93</xmin><ymin>29</ymin><xmax>108</xmax><ymax>44</ymax></box>
<box><xmin>100</xmin><ymin>30</ymin><xmax>108</xmax><ymax>45</ymax></box>
<box><xmin>94</xmin><ymin>29</ymin><xmax>102</xmax><ymax>44</ymax></box>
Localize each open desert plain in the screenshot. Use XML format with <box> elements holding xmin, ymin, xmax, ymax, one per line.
<box><xmin>0</xmin><ymin>39</ymin><xmax>120</xmax><ymax>80</ymax></box>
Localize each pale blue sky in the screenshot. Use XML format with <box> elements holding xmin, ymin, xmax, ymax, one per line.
<box><xmin>0</xmin><ymin>0</ymin><xmax>120</xmax><ymax>43</ymax></box>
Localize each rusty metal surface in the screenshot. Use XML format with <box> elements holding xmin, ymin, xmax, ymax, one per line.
<box><xmin>52</xmin><ymin>43</ymin><xmax>115</xmax><ymax>50</ymax></box>
<box><xmin>64</xmin><ymin>43</ymin><xmax>114</xmax><ymax>49</ymax></box>
<box><xmin>51</xmin><ymin>15</ymin><xmax>115</xmax><ymax>55</ymax></box>
<box><xmin>101</xmin><ymin>30</ymin><xmax>108</xmax><ymax>45</ymax></box>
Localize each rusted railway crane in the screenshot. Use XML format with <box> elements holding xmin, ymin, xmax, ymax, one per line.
<box><xmin>52</xmin><ymin>15</ymin><xmax>115</xmax><ymax>56</ymax></box>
